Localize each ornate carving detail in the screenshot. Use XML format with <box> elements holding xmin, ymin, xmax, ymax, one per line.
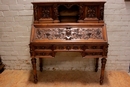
<box><xmin>87</xmin><ymin>6</ymin><xmax>97</xmax><ymax>18</ymax></box>
<box><xmin>53</xmin><ymin>4</ymin><xmax>59</xmax><ymax>20</ymax></box>
<box><xmin>78</xmin><ymin>4</ymin><xmax>84</xmax><ymax>20</ymax></box>
<box><xmin>29</xmin><ymin>44</ymin><xmax>35</xmax><ymax>57</ymax></box>
<box><xmin>63</xmin><ymin>4</ymin><xmax>74</xmax><ymax>9</ymax></box>
<box><xmin>29</xmin><ymin>44</ymin><xmax>33</xmax><ymax>56</ymax></box>
<box><xmin>65</xmin><ymin>27</ymin><xmax>72</xmax><ymax>40</ymax></box>
<box><xmin>34</xmin><ymin>5</ymin><xmax>38</xmax><ymax>21</ymax></box>
<box><xmin>34</xmin><ymin>45</ymin><xmax>52</xmax><ymax>50</ymax></box>
<box><xmin>54</xmin><ymin>45</ymin><xmax>83</xmax><ymax>51</ymax></box>
<box><xmin>84</xmin><ymin>45</ymin><xmax>104</xmax><ymax>56</ymax></box>
<box><xmin>42</xmin><ymin>6</ymin><xmax>51</xmax><ymax>18</ymax></box>
<box><xmin>103</xmin><ymin>45</ymin><xmax>108</xmax><ymax>56</ymax></box>
<box><xmin>35</xmin><ymin>27</ymin><xmax>103</xmax><ymax>40</ymax></box>
<box><xmin>100</xmin><ymin>6</ymin><xmax>104</xmax><ymax>20</ymax></box>
<box><xmin>36</xmin><ymin>52</ymin><xmax>53</xmax><ymax>56</ymax></box>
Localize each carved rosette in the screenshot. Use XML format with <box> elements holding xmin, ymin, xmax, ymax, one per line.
<box><xmin>87</xmin><ymin>6</ymin><xmax>97</xmax><ymax>18</ymax></box>
<box><xmin>35</xmin><ymin>27</ymin><xmax>103</xmax><ymax>40</ymax></box>
<box><xmin>42</xmin><ymin>6</ymin><xmax>51</xmax><ymax>18</ymax></box>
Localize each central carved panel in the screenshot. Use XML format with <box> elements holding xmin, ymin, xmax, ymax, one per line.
<box><xmin>35</xmin><ymin>27</ymin><xmax>103</xmax><ymax>40</ymax></box>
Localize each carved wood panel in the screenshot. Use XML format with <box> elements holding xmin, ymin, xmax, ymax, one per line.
<box><xmin>100</xmin><ymin>6</ymin><xmax>104</xmax><ymax>20</ymax></box>
<box><xmin>86</xmin><ymin>6</ymin><xmax>97</xmax><ymax>18</ymax></box>
<box><xmin>42</xmin><ymin>6</ymin><xmax>51</xmax><ymax>18</ymax></box>
<box><xmin>54</xmin><ymin>44</ymin><xmax>84</xmax><ymax>51</ymax></box>
<box><xmin>83</xmin><ymin>45</ymin><xmax>108</xmax><ymax>57</ymax></box>
<box><xmin>35</xmin><ymin>27</ymin><xmax>103</xmax><ymax>40</ymax></box>
<box><xmin>30</xmin><ymin>44</ymin><xmax>108</xmax><ymax>58</ymax></box>
<box><xmin>33</xmin><ymin>5</ymin><xmax>38</xmax><ymax>21</ymax></box>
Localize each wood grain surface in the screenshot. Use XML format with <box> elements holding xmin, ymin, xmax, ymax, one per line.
<box><xmin>0</xmin><ymin>70</ymin><xmax>130</xmax><ymax>87</ymax></box>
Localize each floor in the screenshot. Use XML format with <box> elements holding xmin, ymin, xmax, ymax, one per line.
<box><xmin>0</xmin><ymin>70</ymin><xmax>130</xmax><ymax>87</ymax></box>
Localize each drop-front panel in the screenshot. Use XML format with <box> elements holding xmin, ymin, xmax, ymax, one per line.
<box><xmin>30</xmin><ymin>1</ymin><xmax>108</xmax><ymax>85</ymax></box>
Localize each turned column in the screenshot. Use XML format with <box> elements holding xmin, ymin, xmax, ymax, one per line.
<box><xmin>95</xmin><ymin>58</ymin><xmax>99</xmax><ymax>72</ymax></box>
<box><xmin>39</xmin><ymin>58</ymin><xmax>43</xmax><ymax>72</ymax></box>
<box><xmin>31</xmin><ymin>58</ymin><xmax>38</xmax><ymax>83</ymax></box>
<box><xmin>100</xmin><ymin>58</ymin><xmax>107</xmax><ymax>85</ymax></box>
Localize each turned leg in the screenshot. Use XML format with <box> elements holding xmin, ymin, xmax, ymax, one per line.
<box><xmin>39</xmin><ymin>58</ymin><xmax>43</xmax><ymax>72</ymax></box>
<box><xmin>31</xmin><ymin>58</ymin><xmax>38</xmax><ymax>83</ymax></box>
<box><xmin>100</xmin><ymin>58</ymin><xmax>107</xmax><ymax>85</ymax></box>
<box><xmin>95</xmin><ymin>58</ymin><xmax>99</xmax><ymax>72</ymax></box>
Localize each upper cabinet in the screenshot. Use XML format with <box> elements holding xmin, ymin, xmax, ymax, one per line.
<box><xmin>32</xmin><ymin>1</ymin><xmax>106</xmax><ymax>23</ymax></box>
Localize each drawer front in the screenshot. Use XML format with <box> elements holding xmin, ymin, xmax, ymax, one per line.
<box><xmin>30</xmin><ymin>44</ymin><xmax>108</xmax><ymax>58</ymax></box>
<box><xmin>54</xmin><ymin>44</ymin><xmax>84</xmax><ymax>52</ymax></box>
<box><xmin>83</xmin><ymin>44</ymin><xmax>108</xmax><ymax>58</ymax></box>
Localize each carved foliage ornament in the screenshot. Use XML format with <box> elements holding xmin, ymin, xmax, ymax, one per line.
<box><xmin>35</xmin><ymin>27</ymin><xmax>103</xmax><ymax>40</ymax></box>
<box><xmin>87</xmin><ymin>6</ymin><xmax>97</xmax><ymax>18</ymax></box>
<box><xmin>42</xmin><ymin>6</ymin><xmax>51</xmax><ymax>18</ymax></box>
<box><xmin>78</xmin><ymin>5</ymin><xmax>84</xmax><ymax>20</ymax></box>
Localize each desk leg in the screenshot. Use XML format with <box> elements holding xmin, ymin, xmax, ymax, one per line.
<box><xmin>100</xmin><ymin>58</ymin><xmax>107</xmax><ymax>85</ymax></box>
<box><xmin>95</xmin><ymin>58</ymin><xmax>99</xmax><ymax>72</ymax></box>
<box><xmin>31</xmin><ymin>58</ymin><xmax>38</xmax><ymax>83</ymax></box>
<box><xmin>39</xmin><ymin>58</ymin><xmax>43</xmax><ymax>72</ymax></box>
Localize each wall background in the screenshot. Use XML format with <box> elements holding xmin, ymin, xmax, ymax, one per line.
<box><xmin>0</xmin><ymin>0</ymin><xmax>130</xmax><ymax>72</ymax></box>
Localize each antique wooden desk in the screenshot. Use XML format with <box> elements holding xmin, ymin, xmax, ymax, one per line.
<box><xmin>30</xmin><ymin>1</ymin><xmax>108</xmax><ymax>85</ymax></box>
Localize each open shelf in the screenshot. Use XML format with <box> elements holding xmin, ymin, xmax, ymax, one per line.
<box><xmin>58</xmin><ymin>5</ymin><xmax>79</xmax><ymax>23</ymax></box>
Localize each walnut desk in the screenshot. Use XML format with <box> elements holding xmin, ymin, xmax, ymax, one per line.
<box><xmin>30</xmin><ymin>1</ymin><xmax>108</xmax><ymax>85</ymax></box>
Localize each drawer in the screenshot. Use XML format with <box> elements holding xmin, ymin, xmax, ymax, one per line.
<box><xmin>54</xmin><ymin>44</ymin><xmax>84</xmax><ymax>52</ymax></box>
